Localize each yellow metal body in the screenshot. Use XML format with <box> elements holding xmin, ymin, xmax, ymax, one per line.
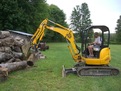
<box><xmin>82</xmin><ymin>48</ymin><xmax>111</xmax><ymax>65</ymax></box>
<box><xmin>31</xmin><ymin>19</ymin><xmax>111</xmax><ymax>66</ymax></box>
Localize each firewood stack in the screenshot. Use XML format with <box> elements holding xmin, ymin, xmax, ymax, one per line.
<box><xmin>0</xmin><ymin>31</ymin><xmax>33</xmax><ymax>81</ymax></box>
<box><xmin>0</xmin><ymin>31</ymin><xmax>24</xmax><ymax>63</ymax></box>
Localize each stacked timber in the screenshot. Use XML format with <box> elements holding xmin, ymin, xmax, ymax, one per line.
<box><xmin>0</xmin><ymin>31</ymin><xmax>24</xmax><ymax>63</ymax></box>
<box><xmin>0</xmin><ymin>31</ymin><xmax>32</xmax><ymax>81</ymax></box>
<box><xmin>0</xmin><ymin>31</ymin><xmax>46</xmax><ymax>81</ymax></box>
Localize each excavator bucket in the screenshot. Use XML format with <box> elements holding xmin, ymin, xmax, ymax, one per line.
<box><xmin>21</xmin><ymin>41</ymin><xmax>46</xmax><ymax>62</ymax></box>
<box><xmin>21</xmin><ymin>41</ymin><xmax>31</xmax><ymax>58</ymax></box>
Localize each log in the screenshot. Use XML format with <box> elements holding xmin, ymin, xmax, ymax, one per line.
<box><xmin>14</xmin><ymin>37</ymin><xmax>25</xmax><ymax>47</ymax></box>
<box><xmin>7</xmin><ymin>58</ymin><xmax>15</xmax><ymax>63</ymax></box>
<box><xmin>0</xmin><ymin>47</ymin><xmax>11</xmax><ymax>53</ymax></box>
<box><xmin>0</xmin><ymin>67</ymin><xmax>8</xmax><ymax>82</ymax></box>
<box><xmin>11</xmin><ymin>46</ymin><xmax>22</xmax><ymax>52</ymax></box>
<box><xmin>0</xmin><ymin>31</ymin><xmax>10</xmax><ymax>39</ymax></box>
<box><xmin>0</xmin><ymin>61</ymin><xmax>33</xmax><ymax>72</ymax></box>
<box><xmin>0</xmin><ymin>37</ymin><xmax>14</xmax><ymax>47</ymax></box>
<box><xmin>12</xmin><ymin>52</ymin><xmax>23</xmax><ymax>59</ymax></box>
<box><xmin>15</xmin><ymin>58</ymin><xmax>22</xmax><ymax>62</ymax></box>
<box><xmin>0</xmin><ymin>52</ymin><xmax>13</xmax><ymax>63</ymax></box>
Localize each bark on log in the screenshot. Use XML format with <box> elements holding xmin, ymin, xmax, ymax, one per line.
<box><xmin>0</xmin><ymin>67</ymin><xmax>8</xmax><ymax>82</ymax></box>
<box><xmin>12</xmin><ymin>52</ymin><xmax>23</xmax><ymax>59</ymax></box>
<box><xmin>0</xmin><ymin>31</ymin><xmax>10</xmax><ymax>39</ymax></box>
<box><xmin>14</xmin><ymin>58</ymin><xmax>22</xmax><ymax>62</ymax></box>
<box><xmin>0</xmin><ymin>52</ymin><xmax>13</xmax><ymax>63</ymax></box>
<box><xmin>14</xmin><ymin>37</ymin><xmax>25</xmax><ymax>47</ymax></box>
<box><xmin>7</xmin><ymin>58</ymin><xmax>15</xmax><ymax>63</ymax></box>
<box><xmin>11</xmin><ymin>46</ymin><xmax>22</xmax><ymax>52</ymax></box>
<box><xmin>0</xmin><ymin>61</ymin><xmax>33</xmax><ymax>72</ymax></box>
<box><xmin>0</xmin><ymin>47</ymin><xmax>11</xmax><ymax>53</ymax></box>
<box><xmin>0</xmin><ymin>37</ymin><xmax>14</xmax><ymax>47</ymax></box>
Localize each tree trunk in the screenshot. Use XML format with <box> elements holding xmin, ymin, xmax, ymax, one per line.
<box><xmin>0</xmin><ymin>61</ymin><xmax>33</xmax><ymax>72</ymax></box>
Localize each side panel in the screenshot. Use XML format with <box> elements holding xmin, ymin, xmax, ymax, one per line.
<box><xmin>83</xmin><ymin>48</ymin><xmax>111</xmax><ymax>65</ymax></box>
<box><xmin>100</xmin><ymin>47</ymin><xmax>111</xmax><ymax>64</ymax></box>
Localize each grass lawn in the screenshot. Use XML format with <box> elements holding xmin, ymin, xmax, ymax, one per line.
<box><xmin>0</xmin><ymin>43</ymin><xmax>121</xmax><ymax>91</ymax></box>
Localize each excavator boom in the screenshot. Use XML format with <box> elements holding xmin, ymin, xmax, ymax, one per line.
<box><xmin>31</xmin><ymin>19</ymin><xmax>82</xmax><ymax>62</ymax></box>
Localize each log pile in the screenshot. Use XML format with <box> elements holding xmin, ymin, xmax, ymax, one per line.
<box><xmin>0</xmin><ymin>31</ymin><xmax>24</xmax><ymax>63</ymax></box>
<box><xmin>0</xmin><ymin>31</ymin><xmax>34</xmax><ymax>81</ymax></box>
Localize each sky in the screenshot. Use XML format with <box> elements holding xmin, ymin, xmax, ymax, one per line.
<box><xmin>47</xmin><ymin>0</ymin><xmax>121</xmax><ymax>33</ymax></box>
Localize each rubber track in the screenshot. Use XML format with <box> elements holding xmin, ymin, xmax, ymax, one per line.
<box><xmin>77</xmin><ymin>66</ymin><xmax>119</xmax><ymax>76</ymax></box>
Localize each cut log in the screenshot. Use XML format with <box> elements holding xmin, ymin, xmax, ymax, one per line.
<box><xmin>0</xmin><ymin>47</ymin><xmax>11</xmax><ymax>53</ymax></box>
<box><xmin>14</xmin><ymin>37</ymin><xmax>25</xmax><ymax>47</ymax></box>
<box><xmin>0</xmin><ymin>52</ymin><xmax>13</xmax><ymax>63</ymax></box>
<box><xmin>0</xmin><ymin>67</ymin><xmax>8</xmax><ymax>82</ymax></box>
<box><xmin>12</xmin><ymin>52</ymin><xmax>23</xmax><ymax>59</ymax></box>
<box><xmin>11</xmin><ymin>46</ymin><xmax>22</xmax><ymax>52</ymax></box>
<box><xmin>0</xmin><ymin>61</ymin><xmax>33</xmax><ymax>72</ymax></box>
<box><xmin>0</xmin><ymin>37</ymin><xmax>14</xmax><ymax>47</ymax></box>
<box><xmin>7</xmin><ymin>58</ymin><xmax>15</xmax><ymax>63</ymax></box>
<box><xmin>0</xmin><ymin>31</ymin><xmax>10</xmax><ymax>39</ymax></box>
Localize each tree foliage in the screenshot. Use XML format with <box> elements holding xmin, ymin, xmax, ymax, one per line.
<box><xmin>70</xmin><ymin>5</ymin><xmax>82</xmax><ymax>32</ymax></box>
<box><xmin>70</xmin><ymin>3</ymin><xmax>92</xmax><ymax>32</ymax></box>
<box><xmin>115</xmin><ymin>15</ymin><xmax>121</xmax><ymax>43</ymax></box>
<box><xmin>70</xmin><ymin>3</ymin><xmax>92</xmax><ymax>42</ymax></box>
<box><xmin>0</xmin><ymin>1</ymin><xmax>68</xmax><ymax>42</ymax></box>
<box><xmin>0</xmin><ymin>0</ymin><xmax>20</xmax><ymax>30</ymax></box>
<box><xmin>44</xmin><ymin>4</ymin><xmax>68</xmax><ymax>42</ymax></box>
<box><xmin>0</xmin><ymin>0</ymin><xmax>48</xmax><ymax>33</ymax></box>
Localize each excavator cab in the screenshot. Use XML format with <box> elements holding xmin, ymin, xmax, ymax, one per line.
<box><xmin>80</xmin><ymin>25</ymin><xmax>112</xmax><ymax>65</ymax></box>
<box><xmin>70</xmin><ymin>25</ymin><xmax>119</xmax><ymax>76</ymax></box>
<box><xmin>81</xmin><ymin>25</ymin><xmax>110</xmax><ymax>58</ymax></box>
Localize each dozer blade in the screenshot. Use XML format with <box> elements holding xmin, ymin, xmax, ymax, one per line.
<box><xmin>77</xmin><ymin>66</ymin><xmax>120</xmax><ymax>76</ymax></box>
<box><xmin>62</xmin><ymin>65</ymin><xmax>76</xmax><ymax>77</ymax></box>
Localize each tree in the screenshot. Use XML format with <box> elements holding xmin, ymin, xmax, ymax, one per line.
<box><xmin>44</xmin><ymin>4</ymin><xmax>68</xmax><ymax>42</ymax></box>
<box><xmin>17</xmin><ymin>0</ymin><xmax>49</xmax><ymax>33</ymax></box>
<box><xmin>70</xmin><ymin>5</ymin><xmax>82</xmax><ymax>32</ymax></box>
<box><xmin>115</xmin><ymin>15</ymin><xmax>121</xmax><ymax>43</ymax></box>
<box><xmin>0</xmin><ymin>0</ymin><xmax>48</xmax><ymax>33</ymax></box>
<box><xmin>0</xmin><ymin>0</ymin><xmax>21</xmax><ymax>30</ymax></box>
<box><xmin>70</xmin><ymin>3</ymin><xmax>92</xmax><ymax>42</ymax></box>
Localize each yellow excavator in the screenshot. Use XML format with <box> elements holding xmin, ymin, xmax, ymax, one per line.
<box><xmin>30</xmin><ymin>18</ymin><xmax>119</xmax><ymax>76</ymax></box>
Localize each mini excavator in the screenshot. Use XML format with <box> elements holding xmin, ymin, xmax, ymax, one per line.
<box><xmin>30</xmin><ymin>19</ymin><xmax>119</xmax><ymax>77</ymax></box>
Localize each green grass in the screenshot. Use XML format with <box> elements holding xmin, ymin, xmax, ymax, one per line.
<box><xmin>0</xmin><ymin>43</ymin><xmax>121</xmax><ymax>91</ymax></box>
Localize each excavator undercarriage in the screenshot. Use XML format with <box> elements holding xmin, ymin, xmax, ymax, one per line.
<box><xmin>62</xmin><ymin>63</ymin><xmax>119</xmax><ymax>77</ymax></box>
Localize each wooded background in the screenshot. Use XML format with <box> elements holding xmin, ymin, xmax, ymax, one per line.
<box><xmin>0</xmin><ymin>0</ymin><xmax>121</xmax><ymax>43</ymax></box>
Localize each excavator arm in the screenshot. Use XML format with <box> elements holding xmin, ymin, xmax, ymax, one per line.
<box><xmin>31</xmin><ymin>19</ymin><xmax>82</xmax><ymax>62</ymax></box>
